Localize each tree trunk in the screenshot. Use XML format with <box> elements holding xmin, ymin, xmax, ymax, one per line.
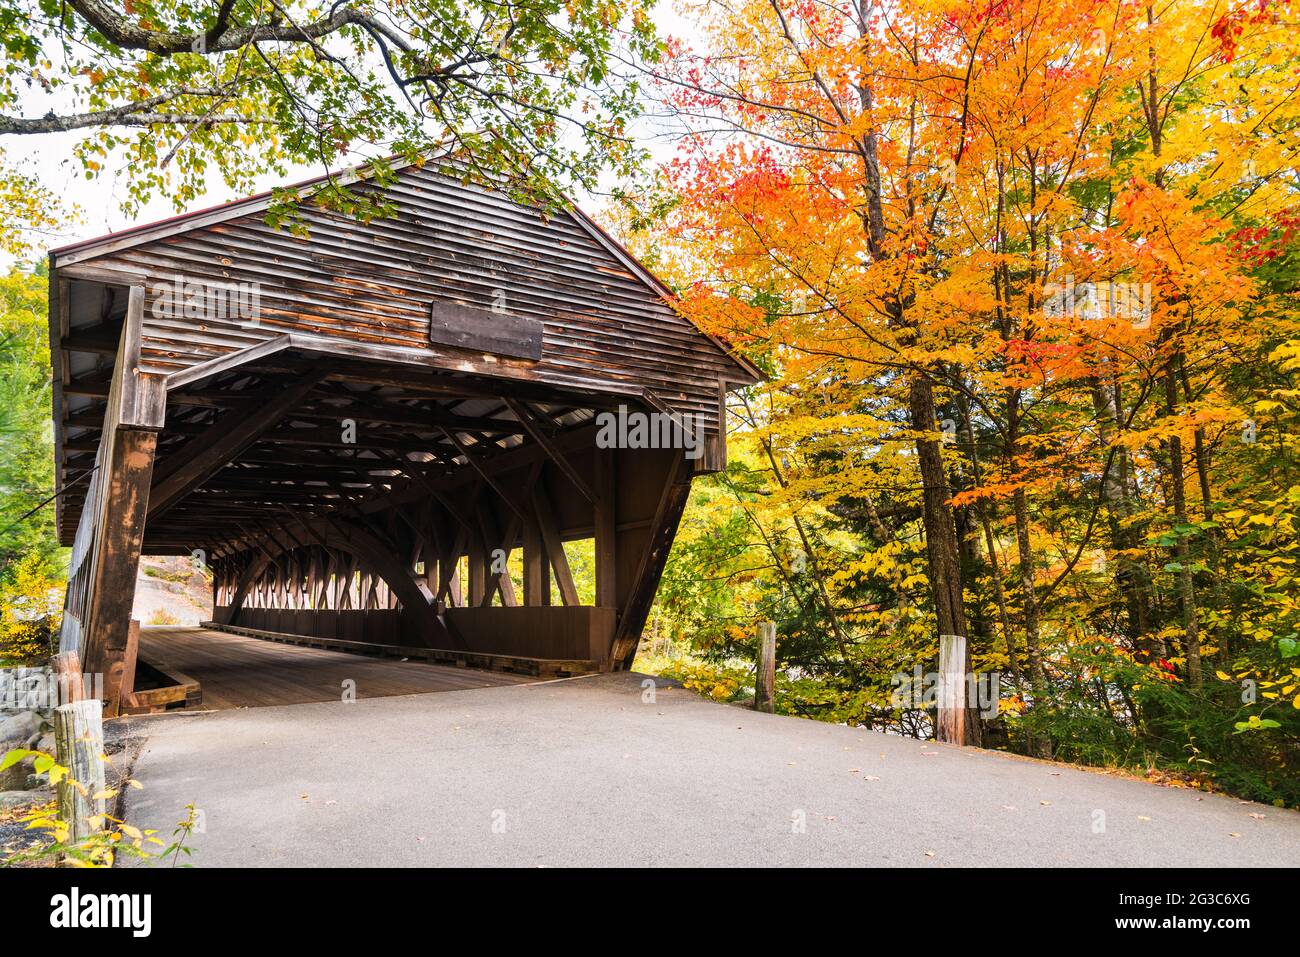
<box><xmin>1090</xmin><ymin>376</ymin><xmax>1156</xmax><ymax>650</ymax></box>
<box><xmin>1165</xmin><ymin>366</ymin><xmax>1202</xmax><ymax>688</ymax></box>
<box><xmin>908</xmin><ymin>375</ymin><xmax>982</xmax><ymax>746</ymax></box>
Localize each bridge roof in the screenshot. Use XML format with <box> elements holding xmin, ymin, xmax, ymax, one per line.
<box><xmin>46</xmin><ymin>161</ymin><xmax>758</xmax><ymax>544</ymax></box>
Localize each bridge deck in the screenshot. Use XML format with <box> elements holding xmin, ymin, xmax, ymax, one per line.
<box><xmin>137</xmin><ymin>626</ymin><xmax>535</xmax><ymax>710</ymax></box>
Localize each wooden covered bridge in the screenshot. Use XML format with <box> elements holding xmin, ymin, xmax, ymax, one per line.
<box><xmin>47</xmin><ymin>161</ymin><xmax>758</xmax><ymax>714</ymax></box>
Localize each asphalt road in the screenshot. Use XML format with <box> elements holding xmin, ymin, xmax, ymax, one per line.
<box><xmin>121</xmin><ymin>673</ymin><xmax>1300</xmax><ymax>867</ymax></box>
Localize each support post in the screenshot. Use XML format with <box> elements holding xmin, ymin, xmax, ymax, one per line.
<box><xmin>118</xmin><ymin>620</ymin><xmax>140</xmax><ymax>712</ymax></box>
<box><xmin>62</xmin><ymin>286</ymin><xmax>165</xmax><ymax>714</ymax></box>
<box><xmin>532</xmin><ymin>482</ymin><xmax>579</xmax><ymax>606</ymax></box>
<box><xmin>593</xmin><ymin>447</ymin><xmax>616</xmax><ymax>608</ymax></box>
<box><xmin>54</xmin><ymin>698</ymin><xmax>106</xmax><ymax>845</ymax></box>
<box><xmin>755</xmin><ymin>621</ymin><xmax>776</xmax><ymax>714</ymax></box>
<box><xmin>609</xmin><ymin>452</ymin><xmax>690</xmax><ymax>667</ymax></box>
<box><xmin>522</xmin><ymin>510</ymin><xmax>546</xmax><ymax>607</ymax></box>
<box><xmin>937</xmin><ymin>633</ymin><xmax>966</xmax><ymax>745</ymax></box>
<box><xmin>468</xmin><ymin>531</ymin><xmax>487</xmax><ymax>606</ymax></box>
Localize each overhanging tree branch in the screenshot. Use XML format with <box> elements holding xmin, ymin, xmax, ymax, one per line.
<box><xmin>0</xmin><ymin>88</ymin><xmax>273</xmax><ymax>133</ymax></box>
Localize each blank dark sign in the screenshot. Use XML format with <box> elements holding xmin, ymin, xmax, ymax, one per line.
<box><xmin>428</xmin><ymin>299</ymin><xmax>543</xmax><ymax>361</ymax></box>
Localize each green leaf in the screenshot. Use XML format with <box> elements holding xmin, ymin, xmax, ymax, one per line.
<box><xmin>0</xmin><ymin>748</ymin><xmax>33</xmax><ymax>771</ymax></box>
<box><xmin>1233</xmin><ymin>718</ymin><xmax>1281</xmax><ymax>733</ymax></box>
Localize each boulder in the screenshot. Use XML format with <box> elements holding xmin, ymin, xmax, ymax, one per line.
<box><xmin>0</xmin><ymin>711</ymin><xmax>42</xmax><ymax>747</ymax></box>
<box><xmin>0</xmin><ymin>765</ymin><xmax>24</xmax><ymax>791</ymax></box>
<box><xmin>0</xmin><ymin>789</ymin><xmax>50</xmax><ymax>811</ymax></box>
<box><xmin>0</xmin><ymin>712</ymin><xmax>44</xmax><ymax>789</ymax></box>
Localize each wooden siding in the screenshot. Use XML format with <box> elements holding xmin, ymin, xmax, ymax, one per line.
<box><xmin>64</xmin><ymin>166</ymin><xmax>742</xmax><ymax>424</ymax></box>
<box><xmin>46</xmin><ymin>168</ymin><xmax>753</xmax><ymax>685</ymax></box>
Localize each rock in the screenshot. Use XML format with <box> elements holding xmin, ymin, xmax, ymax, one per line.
<box><xmin>0</xmin><ymin>789</ymin><xmax>50</xmax><ymax>811</ymax></box>
<box><xmin>34</xmin><ymin>733</ymin><xmax>54</xmax><ymax>754</ymax></box>
<box><xmin>0</xmin><ymin>712</ymin><xmax>44</xmax><ymax>790</ymax></box>
<box><xmin>0</xmin><ymin>711</ymin><xmax>42</xmax><ymax>747</ymax></box>
<box><xmin>0</xmin><ymin>765</ymin><xmax>24</xmax><ymax>791</ymax></box>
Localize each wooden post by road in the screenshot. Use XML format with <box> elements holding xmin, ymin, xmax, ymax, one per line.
<box><xmin>53</xmin><ymin>698</ymin><xmax>106</xmax><ymax>844</ymax></box>
<box><xmin>937</xmin><ymin>633</ymin><xmax>966</xmax><ymax>744</ymax></box>
<box><xmin>755</xmin><ymin>621</ymin><xmax>776</xmax><ymax>713</ymax></box>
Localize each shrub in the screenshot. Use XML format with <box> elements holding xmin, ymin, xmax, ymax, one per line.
<box><xmin>0</xmin><ymin>553</ymin><xmax>63</xmax><ymax>664</ymax></box>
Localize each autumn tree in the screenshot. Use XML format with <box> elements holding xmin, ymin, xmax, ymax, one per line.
<box><xmin>0</xmin><ymin>0</ymin><xmax>661</xmax><ymax>253</ymax></box>
<box><xmin>630</xmin><ymin>0</ymin><xmax>1299</xmax><ymax>794</ymax></box>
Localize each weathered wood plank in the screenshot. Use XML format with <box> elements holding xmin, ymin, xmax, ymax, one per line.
<box><xmin>428</xmin><ymin>300</ymin><xmax>543</xmax><ymax>361</ymax></box>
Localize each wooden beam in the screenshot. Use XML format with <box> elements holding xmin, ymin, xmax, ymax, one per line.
<box><xmin>467</xmin><ymin>529</ymin><xmax>487</xmax><ymax>606</ymax></box>
<box><xmin>503</xmin><ymin>398</ymin><xmax>597</xmax><ymax>504</ymax></box>
<box><xmin>594</xmin><ymin>446</ymin><xmax>617</xmax><ymax>608</ymax></box>
<box><xmin>165</xmin><ymin>335</ymin><xmax>295</xmax><ymax>392</ymax></box>
<box><xmin>437</xmin><ymin>526</ymin><xmax>467</xmax><ymax>606</ymax></box>
<box><xmin>522</xmin><ymin>507</ymin><xmax>548</xmax><ymax>607</ymax></box>
<box><xmin>436</xmin><ymin>426</ymin><xmax>529</xmax><ymax>521</ymax></box>
<box><xmin>531</xmin><ymin>480</ymin><xmax>579</xmax><ymax>606</ymax></box>
<box><xmin>476</xmin><ymin>501</ymin><xmax>520</xmax><ymax>608</ymax></box>
<box><xmin>381</xmin><ymin>450</ymin><xmax>475</xmax><ymax>535</ymax></box>
<box><xmin>610</xmin><ymin>451</ymin><xmax>690</xmax><ymax>668</ymax></box>
<box><xmin>114</xmin><ymin>287</ymin><xmax>167</xmax><ymax>431</ymax></box>
<box><xmin>147</xmin><ymin>373</ymin><xmax>324</xmax><ymax>519</ymax></box>
<box><xmin>62</xmin><ymin>286</ymin><xmax>165</xmax><ymax>714</ymax></box>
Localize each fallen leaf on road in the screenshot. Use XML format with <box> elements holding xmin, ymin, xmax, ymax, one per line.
<box><xmin>1229</xmin><ymin>832</ymin><xmax>1241</xmax><ymax>838</ymax></box>
<box><xmin>864</xmin><ymin>775</ymin><xmax>880</xmax><ymax>781</ymax></box>
<box><xmin>924</xmin><ymin>851</ymin><xmax>935</xmax><ymax>857</ymax></box>
<box><xmin>1040</xmin><ymin>800</ymin><xmax>1052</xmax><ymax>806</ymax></box>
